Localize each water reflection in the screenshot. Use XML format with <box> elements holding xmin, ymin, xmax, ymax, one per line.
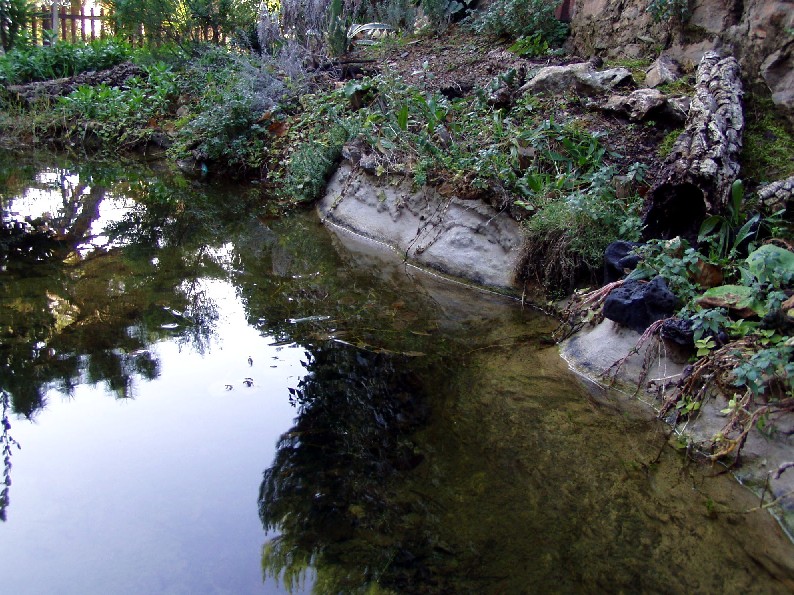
<box><xmin>260</xmin><ymin>344</ymin><xmax>433</xmax><ymax>593</ymax></box>
<box><xmin>0</xmin><ymin>152</ymin><xmax>259</xmax><ymax>416</ymax></box>
<box><xmin>2</xmin><ymin>152</ymin><xmax>794</xmax><ymax>594</ymax></box>
<box><xmin>0</xmin><ymin>153</ymin><xmax>265</xmax><ymax>529</ymax></box>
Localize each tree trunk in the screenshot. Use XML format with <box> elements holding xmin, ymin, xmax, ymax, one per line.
<box><xmin>642</xmin><ymin>52</ymin><xmax>744</xmax><ymax>243</ymax></box>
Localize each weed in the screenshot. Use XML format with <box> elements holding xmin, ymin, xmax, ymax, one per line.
<box><xmin>606</xmin><ymin>57</ymin><xmax>652</xmax><ymax>85</ymax></box>
<box><xmin>656</xmin><ymin>76</ymin><xmax>695</xmax><ymax>96</ymax></box>
<box><xmin>657</xmin><ymin>127</ymin><xmax>682</xmax><ymax>158</ymax></box>
<box><xmin>741</xmin><ymin>92</ymin><xmax>794</xmax><ymax>184</ymax></box>
<box><xmin>464</xmin><ymin>0</ymin><xmax>568</xmax><ymax>46</ymax></box>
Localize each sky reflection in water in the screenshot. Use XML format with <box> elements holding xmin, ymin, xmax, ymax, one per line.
<box><xmin>0</xmin><ymin>279</ymin><xmax>306</xmax><ymax>594</ymax></box>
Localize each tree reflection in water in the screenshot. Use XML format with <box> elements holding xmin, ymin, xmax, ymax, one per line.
<box><xmin>0</xmin><ymin>153</ymin><xmax>259</xmax><ymax>518</ymax></box>
<box><xmin>259</xmin><ymin>343</ymin><xmax>470</xmax><ymax>594</ymax></box>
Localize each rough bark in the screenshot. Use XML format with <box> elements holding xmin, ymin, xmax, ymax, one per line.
<box><xmin>758</xmin><ymin>175</ymin><xmax>794</xmax><ymax>216</ymax></box>
<box><xmin>4</xmin><ymin>62</ymin><xmax>144</xmax><ymax>107</ymax></box>
<box><xmin>642</xmin><ymin>52</ymin><xmax>744</xmax><ymax>242</ymax></box>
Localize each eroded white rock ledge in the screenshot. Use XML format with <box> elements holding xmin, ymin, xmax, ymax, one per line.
<box><xmin>318</xmin><ymin>163</ymin><xmax>524</xmax><ymax>291</ymax></box>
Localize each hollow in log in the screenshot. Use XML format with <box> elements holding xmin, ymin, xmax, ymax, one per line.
<box><xmin>643</xmin><ymin>52</ymin><xmax>744</xmax><ymax>242</ymax></box>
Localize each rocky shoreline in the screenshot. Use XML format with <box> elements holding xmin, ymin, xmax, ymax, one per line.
<box><xmin>318</xmin><ymin>161</ymin><xmax>794</xmax><ymax>541</ymax></box>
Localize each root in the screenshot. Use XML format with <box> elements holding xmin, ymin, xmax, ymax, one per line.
<box><xmin>601</xmin><ymin>317</ymin><xmax>670</xmax><ymax>394</ymax></box>
<box><xmin>552</xmin><ymin>280</ymin><xmax>624</xmax><ymax>342</ymax></box>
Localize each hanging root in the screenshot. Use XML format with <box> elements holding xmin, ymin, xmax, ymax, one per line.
<box><xmin>656</xmin><ymin>333</ymin><xmax>794</xmax><ymax>465</ymax></box>
<box><xmin>600</xmin><ymin>318</ymin><xmax>670</xmax><ymax>394</ymax></box>
<box><xmin>553</xmin><ymin>280</ymin><xmax>625</xmax><ymax>342</ymax></box>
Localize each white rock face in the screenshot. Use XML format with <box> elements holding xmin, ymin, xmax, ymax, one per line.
<box><xmin>518</xmin><ymin>62</ymin><xmax>632</xmax><ymax>95</ymax></box>
<box><xmin>318</xmin><ymin>164</ymin><xmax>525</xmax><ymax>290</ymax></box>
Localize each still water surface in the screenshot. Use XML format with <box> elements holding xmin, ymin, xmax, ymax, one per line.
<box><xmin>1</xmin><ymin>152</ymin><xmax>793</xmax><ymax>594</ymax></box>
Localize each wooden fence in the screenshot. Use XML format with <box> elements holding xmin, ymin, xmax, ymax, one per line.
<box><xmin>29</xmin><ymin>5</ymin><xmax>112</xmax><ymax>45</ymax></box>
<box><xmin>25</xmin><ymin>7</ymin><xmax>229</xmax><ymax>46</ymax></box>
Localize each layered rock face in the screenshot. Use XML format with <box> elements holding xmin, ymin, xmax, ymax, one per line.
<box><xmin>567</xmin><ymin>0</ymin><xmax>794</xmax><ymax>123</ymax></box>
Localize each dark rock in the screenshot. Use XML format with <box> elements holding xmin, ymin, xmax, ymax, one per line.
<box><xmin>440</xmin><ymin>83</ymin><xmax>474</xmax><ymax>99</ymax></box>
<box><xmin>341</xmin><ymin>142</ymin><xmax>363</xmax><ymax>164</ymax></box>
<box><xmin>603</xmin><ymin>240</ymin><xmax>641</xmax><ymax>283</ymax></box>
<box><xmin>660</xmin><ymin>317</ymin><xmax>695</xmax><ymax>363</ymax></box>
<box><xmin>603</xmin><ymin>276</ymin><xmax>680</xmax><ymax>333</ymax></box>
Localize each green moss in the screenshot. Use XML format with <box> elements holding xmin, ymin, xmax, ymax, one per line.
<box><xmin>605</xmin><ymin>58</ymin><xmax>652</xmax><ymax>85</ymax></box>
<box><xmin>656</xmin><ymin>75</ymin><xmax>695</xmax><ymax>96</ymax></box>
<box><xmin>741</xmin><ymin>92</ymin><xmax>794</xmax><ymax>184</ymax></box>
<box><xmin>657</xmin><ymin>127</ymin><xmax>683</xmax><ymax>158</ymax></box>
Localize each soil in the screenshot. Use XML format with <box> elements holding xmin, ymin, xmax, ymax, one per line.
<box><xmin>347</xmin><ymin>26</ymin><xmax>673</xmax><ymax>186</ymax></box>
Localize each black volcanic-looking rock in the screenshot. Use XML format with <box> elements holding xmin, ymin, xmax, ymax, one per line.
<box><xmin>603</xmin><ymin>276</ymin><xmax>679</xmax><ymax>333</ymax></box>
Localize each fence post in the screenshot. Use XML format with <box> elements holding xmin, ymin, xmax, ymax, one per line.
<box><xmin>51</xmin><ymin>0</ymin><xmax>59</xmax><ymax>43</ymax></box>
<box><xmin>31</xmin><ymin>8</ymin><xmax>39</xmax><ymax>44</ymax></box>
<box><xmin>70</xmin><ymin>7</ymin><xmax>76</xmax><ymax>43</ymax></box>
<box><xmin>60</xmin><ymin>6</ymin><xmax>67</xmax><ymax>41</ymax></box>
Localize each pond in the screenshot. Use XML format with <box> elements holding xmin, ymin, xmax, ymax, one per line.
<box><xmin>1</xmin><ymin>152</ymin><xmax>793</xmax><ymax>594</ymax></box>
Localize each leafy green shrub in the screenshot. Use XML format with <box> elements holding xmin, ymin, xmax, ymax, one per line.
<box><xmin>361</xmin><ymin>0</ymin><xmax>417</xmax><ymax>30</ymax></box>
<box><xmin>56</xmin><ymin>61</ymin><xmax>178</xmax><ymax>148</ymax></box>
<box><xmin>520</xmin><ymin>163</ymin><xmax>645</xmax><ymax>295</ymax></box>
<box><xmin>465</xmin><ymin>0</ymin><xmax>567</xmax><ymax>46</ymax></box>
<box><xmin>508</xmin><ymin>34</ymin><xmax>550</xmax><ymax>58</ymax></box>
<box><xmin>284</xmin><ymin>123</ymin><xmax>352</xmax><ymax>203</ymax></box>
<box><xmin>630</xmin><ymin>237</ymin><xmax>701</xmax><ymax>304</ymax></box>
<box><xmin>0</xmin><ymin>38</ymin><xmax>132</xmax><ymax>85</ymax></box>
<box><xmin>106</xmin><ymin>0</ymin><xmax>258</xmax><ymax>46</ymax></box>
<box><xmin>421</xmin><ymin>0</ymin><xmax>475</xmax><ymax>29</ymax></box>
<box><xmin>0</xmin><ymin>0</ymin><xmax>35</xmax><ymax>52</ymax></box>
<box><xmin>169</xmin><ymin>46</ymin><xmax>291</xmax><ymax>172</ymax></box>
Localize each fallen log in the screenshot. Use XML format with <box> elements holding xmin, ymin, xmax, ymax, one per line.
<box><xmin>758</xmin><ymin>175</ymin><xmax>794</xmax><ymax>216</ymax></box>
<box><xmin>642</xmin><ymin>52</ymin><xmax>744</xmax><ymax>242</ymax></box>
<box><xmin>4</xmin><ymin>62</ymin><xmax>144</xmax><ymax>107</ymax></box>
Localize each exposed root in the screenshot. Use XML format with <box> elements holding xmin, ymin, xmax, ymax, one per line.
<box><xmin>517</xmin><ymin>229</ymin><xmax>594</xmax><ymax>300</ymax></box>
<box><xmin>601</xmin><ymin>317</ymin><xmax>670</xmax><ymax>394</ymax></box>
<box><xmin>654</xmin><ymin>334</ymin><xmax>794</xmax><ymax>465</ymax></box>
<box><xmin>552</xmin><ymin>280</ymin><xmax>624</xmax><ymax>342</ymax></box>
<box><xmin>658</xmin><ymin>336</ymin><xmax>750</xmax><ymax>418</ymax></box>
<box><xmin>709</xmin><ymin>397</ymin><xmax>794</xmax><ymax>464</ymax></box>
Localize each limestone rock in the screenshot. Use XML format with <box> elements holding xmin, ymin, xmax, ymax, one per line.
<box><xmin>602</xmin><ymin>88</ymin><xmax>691</xmax><ymax>124</ymax></box>
<box><xmin>645</xmin><ymin>56</ymin><xmax>682</xmax><ymax>88</ymax></box>
<box><xmin>665</xmin><ymin>96</ymin><xmax>691</xmax><ymax>122</ymax></box>
<box><xmin>518</xmin><ymin>62</ymin><xmax>632</xmax><ymax>96</ymax></box>
<box><xmin>566</xmin><ymin>0</ymin><xmax>794</xmax><ymax>123</ymax></box>
<box><xmin>602</xmin><ymin>88</ymin><xmax>666</xmax><ymax>121</ymax></box>
<box><xmin>761</xmin><ymin>47</ymin><xmax>794</xmax><ymax>120</ymax></box>
<box><xmin>318</xmin><ymin>164</ymin><xmax>524</xmax><ymax>289</ymax></box>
